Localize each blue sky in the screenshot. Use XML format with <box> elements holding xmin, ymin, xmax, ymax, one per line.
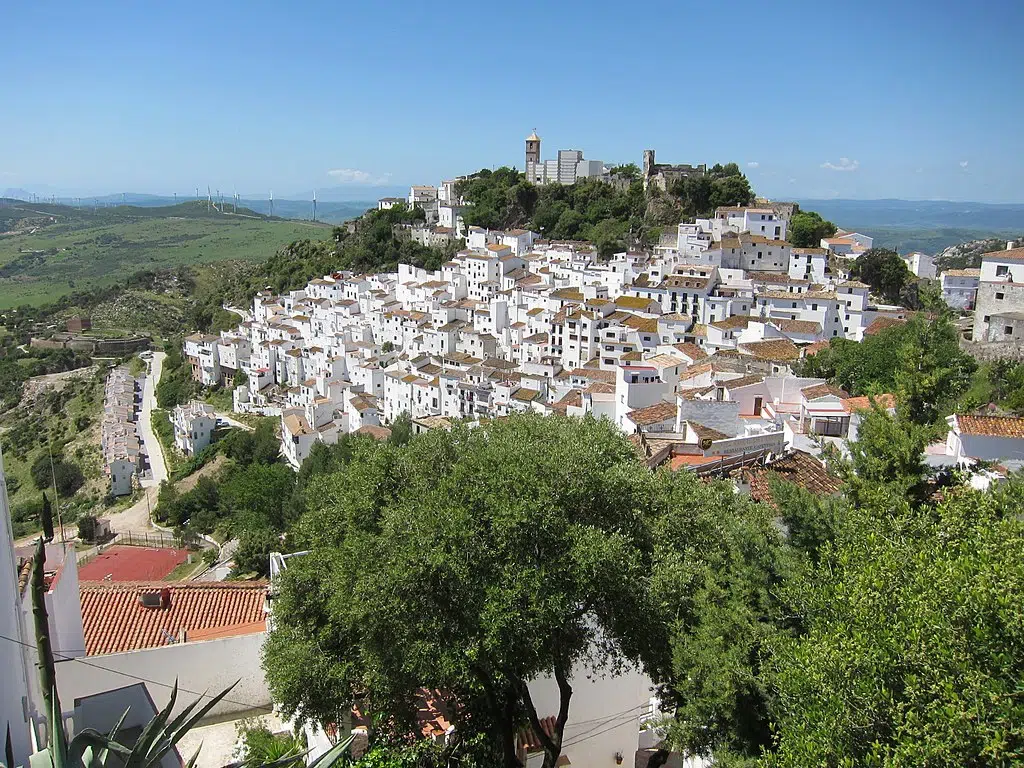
<box><xmin>3</xmin><ymin>0</ymin><xmax>1022</xmax><ymax>202</ymax></box>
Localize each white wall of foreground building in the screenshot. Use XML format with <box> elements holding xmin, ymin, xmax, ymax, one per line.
<box><xmin>0</xmin><ymin>449</ymin><xmax>34</xmax><ymax>764</ymax></box>
<box><xmin>56</xmin><ymin>632</ymin><xmax>271</xmax><ymax>721</ymax></box>
<box><xmin>526</xmin><ymin>661</ymin><xmax>653</xmax><ymax>768</ymax></box>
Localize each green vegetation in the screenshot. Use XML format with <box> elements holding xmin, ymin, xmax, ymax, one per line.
<box><xmin>155</xmin><ymin>341</ymin><xmax>195</xmax><ymax>409</ymax></box>
<box><xmin>257</xmin><ymin>394</ymin><xmax>1024</xmax><ymax>767</ymax></box>
<box><xmin>0</xmin><ymin>200</ymin><xmax>330</xmax><ymax>308</ymax></box>
<box><xmin>787</xmin><ymin>210</ymin><xmax>836</xmax><ymax>248</ymax></box>
<box><xmin>1</xmin><ymin>365</ymin><xmax>106</xmax><ymax>537</ymax></box>
<box><xmin>456</xmin><ymin>164</ymin><xmax>753</xmax><ymax>256</ymax></box>
<box><xmin>796</xmin><ymin>315</ymin><xmax>976</xmax><ymax>424</ymax></box>
<box><xmin>962</xmin><ymin>359</ymin><xmax>1024</xmax><ymax>414</ymax></box>
<box><xmin>765</xmin><ymin>479</ymin><xmax>1024</xmax><ymax>767</ymax></box>
<box><xmin>207</xmin><ymin>204</ymin><xmax>455</xmax><ymax>308</ymax></box>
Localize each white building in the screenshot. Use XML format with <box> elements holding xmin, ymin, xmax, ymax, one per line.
<box><xmin>945</xmin><ymin>414</ymin><xmax>1024</xmax><ymax>465</ymax></box>
<box><xmin>972</xmin><ymin>244</ymin><xmax>1024</xmax><ymax>343</ymax></box>
<box><xmin>940</xmin><ymin>268</ymin><xmax>980</xmax><ymax>309</ymax></box>
<box><xmin>172</xmin><ymin>400</ymin><xmax>218</xmax><ymax>456</ymax></box>
<box><xmin>902</xmin><ymin>250</ymin><xmax>936</xmax><ymax>279</ymax></box>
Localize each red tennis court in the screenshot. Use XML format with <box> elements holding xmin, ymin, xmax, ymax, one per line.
<box><xmin>78</xmin><ymin>545</ymin><xmax>190</xmax><ymax>581</ymax></box>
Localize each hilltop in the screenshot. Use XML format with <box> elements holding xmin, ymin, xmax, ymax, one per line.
<box><xmin>0</xmin><ymin>199</ymin><xmax>333</xmax><ymax>307</ymax></box>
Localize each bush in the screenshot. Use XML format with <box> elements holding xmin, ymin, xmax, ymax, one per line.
<box><xmin>31</xmin><ymin>454</ymin><xmax>85</xmax><ymax>497</ymax></box>
<box><xmin>77</xmin><ymin>514</ymin><xmax>98</xmax><ymax>542</ymax></box>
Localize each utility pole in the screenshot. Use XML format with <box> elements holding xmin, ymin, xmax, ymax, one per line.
<box><xmin>46</xmin><ymin>440</ymin><xmax>65</xmax><ymax>545</ymax></box>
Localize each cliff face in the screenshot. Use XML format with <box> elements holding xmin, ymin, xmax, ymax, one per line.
<box><xmin>935</xmin><ymin>236</ymin><xmax>1023</xmax><ymax>272</ymax></box>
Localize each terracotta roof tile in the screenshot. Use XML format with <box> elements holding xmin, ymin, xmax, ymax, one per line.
<box><xmin>626</xmin><ymin>401</ymin><xmax>677</xmax><ymax>426</ymax></box>
<box><xmin>864</xmin><ymin>316</ymin><xmax>907</xmax><ymax>336</ymax></box>
<box><xmin>738</xmin><ymin>339</ymin><xmax>801</xmax><ymax>362</ymax></box>
<box><xmin>80</xmin><ymin>581</ymin><xmax>268</xmax><ymax>656</ymax></box>
<box><xmin>801</xmin><ymin>382</ymin><xmax>849</xmax><ymax>400</ymax></box>
<box><xmin>956</xmin><ymin>415</ymin><xmax>1024</xmax><ymax>438</ymax></box>
<box><xmin>744</xmin><ymin>450</ymin><xmax>843</xmax><ymax>505</ymax></box>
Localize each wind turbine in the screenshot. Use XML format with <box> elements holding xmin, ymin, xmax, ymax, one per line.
<box><xmin>312</xmin><ymin>189</ymin><xmax>317</xmax><ymax>222</ymax></box>
<box><xmin>269</xmin><ymin>190</ymin><xmax>274</xmax><ymax>218</ymax></box>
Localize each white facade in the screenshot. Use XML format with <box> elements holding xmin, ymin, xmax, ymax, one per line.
<box><xmin>940</xmin><ymin>269</ymin><xmax>980</xmax><ymax>309</ymax></box>
<box><xmin>172</xmin><ymin>400</ymin><xmax>218</xmax><ymax>456</ymax></box>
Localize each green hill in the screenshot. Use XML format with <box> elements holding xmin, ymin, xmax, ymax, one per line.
<box><xmin>0</xmin><ymin>199</ymin><xmax>333</xmax><ymax>307</ymax></box>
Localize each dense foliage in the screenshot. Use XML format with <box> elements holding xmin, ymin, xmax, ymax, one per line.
<box><xmin>796</xmin><ymin>315</ymin><xmax>976</xmax><ymax>424</ymax></box>
<box><xmin>766</xmin><ymin>479</ymin><xmax>1024</xmax><ymax>767</ymax></box>
<box><xmin>258</xmin><ymin>396</ymin><xmax>1024</xmax><ymax>767</ymax></box>
<box><xmin>787</xmin><ymin>210</ymin><xmax>836</xmax><ymax>248</ymax></box>
<box><xmin>457</xmin><ymin>163</ymin><xmax>753</xmax><ymax>257</ymax></box>
<box><xmin>668</xmin><ymin>162</ymin><xmax>755</xmax><ymax>218</ymax></box>
<box><xmin>849</xmin><ymin>247</ymin><xmax>914</xmax><ymax>304</ymax></box>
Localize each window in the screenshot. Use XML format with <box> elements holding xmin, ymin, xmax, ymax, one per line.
<box><xmin>996</xmin><ymin>292</ymin><xmax>1005</xmax><ymax>300</ymax></box>
<box><xmin>1007</xmin><ymin>326</ymin><xmax>1015</xmax><ymax>336</ymax></box>
<box><xmin>984</xmin><ymin>315</ymin><xmax>991</xmax><ymax>322</ymax></box>
<box><xmin>997</xmin><ymin>265</ymin><xmax>1009</xmax><ymax>276</ymax></box>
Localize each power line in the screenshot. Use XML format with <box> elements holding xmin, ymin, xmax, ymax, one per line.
<box><xmin>0</xmin><ymin>632</ymin><xmax>271</xmax><ymax>714</ymax></box>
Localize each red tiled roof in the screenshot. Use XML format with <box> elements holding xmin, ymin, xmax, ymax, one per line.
<box><xmin>80</xmin><ymin>581</ymin><xmax>268</xmax><ymax>655</ymax></box>
<box><xmin>744</xmin><ymin>450</ymin><xmax>843</xmax><ymax>505</ymax></box>
<box><xmin>801</xmin><ymin>383</ymin><xmax>849</xmax><ymax>400</ymax></box>
<box><xmin>626</xmin><ymin>401</ymin><xmax>677</xmax><ymax>426</ymax></box>
<box><xmin>738</xmin><ymin>339</ymin><xmax>801</xmax><ymax>362</ymax></box>
<box><xmin>982</xmin><ymin>245</ymin><xmax>1024</xmax><ymax>263</ymax></box>
<box><xmin>864</xmin><ymin>316</ymin><xmax>906</xmax><ymax>336</ymax></box>
<box><xmin>842</xmin><ymin>393</ymin><xmax>896</xmax><ymax>413</ymax></box>
<box><xmin>956</xmin><ymin>415</ymin><xmax>1024</xmax><ymax>438</ymax></box>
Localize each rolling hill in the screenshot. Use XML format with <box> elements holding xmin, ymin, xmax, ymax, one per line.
<box><xmin>0</xmin><ymin>199</ymin><xmax>334</xmax><ymax>308</ymax></box>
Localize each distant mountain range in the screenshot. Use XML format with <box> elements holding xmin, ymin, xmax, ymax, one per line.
<box><xmin>796</xmin><ymin>199</ymin><xmax>1024</xmax><ymax>254</ymax></box>
<box><xmin>1</xmin><ymin>190</ymin><xmax>380</xmax><ymax>224</ymax></box>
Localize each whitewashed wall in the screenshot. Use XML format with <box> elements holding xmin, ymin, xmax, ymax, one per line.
<box><xmin>55</xmin><ymin>632</ymin><xmax>270</xmax><ymax>720</ymax></box>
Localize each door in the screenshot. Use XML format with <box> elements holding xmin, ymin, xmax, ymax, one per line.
<box><xmin>753</xmin><ymin>396</ymin><xmax>763</xmax><ymax>416</ymax></box>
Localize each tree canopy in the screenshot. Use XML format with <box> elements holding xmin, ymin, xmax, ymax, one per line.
<box><xmin>766</xmin><ymin>479</ymin><xmax>1024</xmax><ymax>767</ymax></box>
<box><xmin>265</xmin><ymin>415</ymin><xmax>665</xmax><ymax>768</ymax></box>
<box><xmin>850</xmin><ymin>247</ymin><xmax>913</xmax><ymax>304</ymax></box>
<box><xmin>796</xmin><ymin>314</ymin><xmax>975</xmax><ymax>424</ymax></box>
<box><xmin>787</xmin><ymin>211</ymin><xmax>836</xmax><ymax>248</ymax></box>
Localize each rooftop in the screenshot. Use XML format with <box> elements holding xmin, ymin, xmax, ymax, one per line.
<box><xmin>79</xmin><ymin>582</ymin><xmax>268</xmax><ymax>656</ymax></box>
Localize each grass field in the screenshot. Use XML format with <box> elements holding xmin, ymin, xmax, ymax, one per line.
<box><xmin>0</xmin><ymin>201</ymin><xmax>332</xmax><ymax>307</ymax></box>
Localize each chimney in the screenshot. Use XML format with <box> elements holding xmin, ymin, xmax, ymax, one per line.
<box><xmin>1008</xmin><ymin>241</ymin><xmax>1016</xmax><ymax>250</ymax></box>
<box><xmin>160</xmin><ymin>586</ymin><xmax>171</xmax><ymax>609</ymax></box>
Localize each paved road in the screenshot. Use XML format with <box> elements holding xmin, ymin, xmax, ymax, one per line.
<box><xmin>215</xmin><ymin>411</ymin><xmax>253</xmax><ymax>431</ymax></box>
<box><xmin>139</xmin><ymin>351</ymin><xmax>167</xmax><ymax>487</ymax></box>
<box><xmin>222</xmin><ymin>304</ymin><xmax>252</xmax><ymax>323</ymax></box>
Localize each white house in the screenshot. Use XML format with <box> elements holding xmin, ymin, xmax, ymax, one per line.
<box><xmin>972</xmin><ymin>244</ymin><xmax>1024</xmax><ymax>343</ymax></box>
<box><xmin>902</xmin><ymin>251</ymin><xmax>936</xmax><ymax>279</ymax></box>
<box><xmin>945</xmin><ymin>414</ymin><xmax>1024</xmax><ymax>464</ymax></box>
<box><xmin>940</xmin><ymin>268</ymin><xmax>980</xmax><ymax>310</ymax></box>
<box><xmin>172</xmin><ymin>400</ymin><xmax>218</xmax><ymax>456</ymax></box>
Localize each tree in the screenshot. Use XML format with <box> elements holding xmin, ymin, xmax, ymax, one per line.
<box><xmin>840</xmin><ymin>402</ymin><xmax>937</xmax><ymax>507</ymax></box>
<box><xmin>233</xmin><ymin>528</ymin><xmax>281</xmax><ymax>577</ymax></box>
<box><xmin>766</xmin><ymin>480</ymin><xmax>1024</xmax><ymax>767</ymax></box>
<box><xmin>850</xmin><ymin>248</ymin><xmax>913</xmax><ymax>305</ymax></box>
<box><xmin>647</xmin><ymin>472</ymin><xmax>799</xmax><ymax>762</ymax></box>
<box><xmin>264</xmin><ymin>415</ymin><xmax>658</xmax><ymax>768</ymax></box>
<box><xmin>40</xmin><ymin>491</ymin><xmax>54</xmax><ymax>542</ymax></box>
<box><xmin>31</xmin><ymin>454</ymin><xmax>84</xmax><ymax>498</ymax></box>
<box><xmin>77</xmin><ymin>514</ymin><xmax>98</xmax><ymax>542</ymax></box>
<box><xmin>894</xmin><ymin>314</ymin><xmax>976</xmax><ymax>425</ymax></box>
<box><xmin>386</xmin><ymin>412</ymin><xmax>413</xmax><ymax>447</ymax></box>
<box><xmin>787</xmin><ymin>211</ymin><xmax>836</xmax><ymax>248</ymax></box>
<box><xmin>609</xmin><ymin>163</ymin><xmax>641</xmax><ymax>180</ymax></box>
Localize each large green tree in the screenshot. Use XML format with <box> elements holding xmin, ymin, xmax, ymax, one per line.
<box><xmin>850</xmin><ymin>248</ymin><xmax>913</xmax><ymax>304</ymax></box>
<box><xmin>263</xmin><ymin>415</ymin><xmax>658</xmax><ymax>768</ymax></box>
<box><xmin>647</xmin><ymin>472</ymin><xmax>799</xmax><ymax>762</ymax></box>
<box><xmin>766</xmin><ymin>478</ymin><xmax>1024</xmax><ymax>767</ymax></box>
<box><xmin>787</xmin><ymin>211</ymin><xmax>836</xmax><ymax>248</ymax></box>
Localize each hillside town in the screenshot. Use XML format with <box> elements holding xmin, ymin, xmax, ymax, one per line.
<box><xmin>174</xmin><ymin>138</ymin><xmax>1024</xmax><ymax>485</ymax></box>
